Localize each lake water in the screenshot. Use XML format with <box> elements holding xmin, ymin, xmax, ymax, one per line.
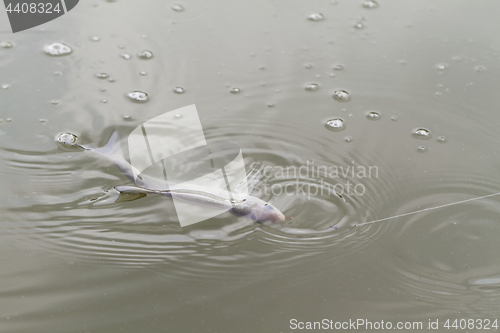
<box><xmin>1</xmin><ymin>1</ymin><xmax>500</xmax><ymax>332</ymax></box>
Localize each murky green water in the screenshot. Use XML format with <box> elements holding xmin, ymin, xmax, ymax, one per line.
<box><xmin>2</xmin><ymin>1</ymin><xmax>500</xmax><ymax>332</ymax></box>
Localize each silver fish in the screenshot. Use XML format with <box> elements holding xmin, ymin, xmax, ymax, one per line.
<box><xmin>60</xmin><ymin>131</ymin><xmax>285</xmax><ymax>223</ymax></box>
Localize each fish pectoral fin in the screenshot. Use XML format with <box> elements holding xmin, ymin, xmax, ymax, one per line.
<box><xmin>115</xmin><ymin>192</ymin><xmax>148</xmax><ymax>203</ymax></box>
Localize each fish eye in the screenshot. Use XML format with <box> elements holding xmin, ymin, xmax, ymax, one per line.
<box><xmin>264</xmin><ymin>203</ymin><xmax>268</xmax><ymax>206</ymax></box>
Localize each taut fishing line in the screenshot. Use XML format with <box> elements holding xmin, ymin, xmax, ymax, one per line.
<box><xmin>355</xmin><ymin>191</ymin><xmax>500</xmax><ymax>227</ymax></box>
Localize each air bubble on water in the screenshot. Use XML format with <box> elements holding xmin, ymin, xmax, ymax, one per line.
<box><xmin>108</xmin><ymin>78</ymin><xmax>115</xmax><ymax>82</ymax></box>
<box><xmin>305</xmin><ymin>83</ymin><xmax>319</xmax><ymax>91</ymax></box>
<box><xmin>436</xmin><ymin>63</ymin><xmax>448</xmax><ymax>71</ymax></box>
<box><xmin>267</xmin><ymin>102</ymin><xmax>275</xmax><ymax>107</ymax></box>
<box><xmin>399</xmin><ymin>60</ymin><xmax>407</xmax><ymax>65</ymax></box>
<box><xmin>391</xmin><ymin>116</ymin><xmax>398</xmax><ymax>121</ymax></box>
<box><xmin>122</xmin><ymin>115</ymin><xmax>132</xmax><ymax>121</ymax></box>
<box><xmin>354</xmin><ymin>22</ymin><xmax>364</xmax><ymax>29</ymax></box>
<box><xmin>305</xmin><ymin>63</ymin><xmax>313</xmax><ymax>69</ymax></box>
<box><xmin>175</xmin><ymin>113</ymin><xmax>183</xmax><ymax>119</ymax></box>
<box><xmin>452</xmin><ymin>56</ymin><xmax>461</xmax><ymax>62</ymax></box>
<box><xmin>101</xmin><ymin>99</ymin><xmax>107</xmax><ymax>103</ymax></box>
<box><xmin>417</xmin><ymin>145</ymin><xmax>427</xmax><ymax>152</ymax></box>
<box><xmin>139</xmin><ymin>71</ymin><xmax>147</xmax><ymax>76</ymax></box>
<box><xmin>171</xmin><ymin>3</ymin><xmax>184</xmax><ymax>11</ymax></box>
<box><xmin>362</xmin><ymin>0</ymin><xmax>378</xmax><ymax>8</ymax></box>
<box><xmin>435</xmin><ymin>92</ymin><xmax>443</xmax><ymax>97</ymax></box>
<box><xmin>138</xmin><ymin>50</ymin><xmax>153</xmax><ymax>59</ymax></box>
<box><xmin>56</xmin><ymin>133</ymin><xmax>77</xmax><ymax>144</ymax></box>
<box><xmin>230</xmin><ymin>87</ymin><xmax>241</xmax><ymax>94</ymax></box>
<box><xmin>173</xmin><ymin>86</ymin><xmax>185</xmax><ymax>94</ymax></box>
<box><xmin>120</xmin><ymin>53</ymin><xmax>131</xmax><ymax>60</ymax></box>
<box><xmin>90</xmin><ymin>36</ymin><xmax>100</xmax><ymax>42</ymax></box>
<box><xmin>126</xmin><ymin>91</ymin><xmax>149</xmax><ymax>103</ymax></box>
<box><xmin>118</xmin><ymin>44</ymin><xmax>125</xmax><ymax>49</ymax></box>
<box><xmin>54</xmin><ymin>71</ymin><xmax>62</xmax><ymax>76</ymax></box>
<box><xmin>437</xmin><ymin>136</ymin><xmax>447</xmax><ymax>143</ymax></box>
<box><xmin>6</xmin><ymin>118</ymin><xmax>12</xmax><ymax>122</ymax></box>
<box><xmin>475</xmin><ymin>66</ymin><xmax>485</xmax><ymax>72</ymax></box>
<box><xmin>2</xmin><ymin>84</ymin><xmax>9</xmax><ymax>90</ymax></box>
<box><xmin>344</xmin><ymin>136</ymin><xmax>353</xmax><ymax>142</ymax></box>
<box><xmin>99</xmin><ymin>88</ymin><xmax>106</xmax><ymax>92</ymax></box>
<box><xmin>333</xmin><ymin>65</ymin><xmax>344</xmax><ymax>71</ymax></box>
<box><xmin>95</xmin><ymin>73</ymin><xmax>109</xmax><ymax>79</ymax></box>
<box><xmin>307</xmin><ymin>13</ymin><xmax>324</xmax><ymax>21</ymax></box>
<box><xmin>414</xmin><ymin>128</ymin><xmax>431</xmax><ymax>139</ymax></box>
<box><xmin>326</xmin><ymin>118</ymin><xmax>345</xmax><ymax>130</ymax></box>
<box><xmin>44</xmin><ymin>43</ymin><xmax>73</xmax><ymax>56</ymax></box>
<box><xmin>1</xmin><ymin>41</ymin><xmax>14</xmax><ymax>48</ymax></box>
<box><xmin>51</xmin><ymin>100</ymin><xmax>59</xmax><ymax>105</ymax></box>
<box><xmin>39</xmin><ymin>118</ymin><xmax>47</xmax><ymax>123</ymax></box>
<box><xmin>332</xmin><ymin>90</ymin><xmax>349</xmax><ymax>102</ymax></box>
<box><xmin>366</xmin><ymin>111</ymin><xmax>380</xmax><ymax>120</ymax></box>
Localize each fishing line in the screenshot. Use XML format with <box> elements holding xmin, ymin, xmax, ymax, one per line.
<box><xmin>355</xmin><ymin>191</ymin><xmax>500</xmax><ymax>227</ymax></box>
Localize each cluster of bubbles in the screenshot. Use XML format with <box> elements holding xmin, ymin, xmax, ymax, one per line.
<box><xmin>0</xmin><ymin>118</ymin><xmax>13</xmax><ymax>126</ymax></box>
<box><xmin>117</xmin><ymin>49</ymin><xmax>153</xmax><ymax>60</ymax></box>
<box><xmin>306</xmin><ymin>0</ymin><xmax>376</xmax><ymax>29</ymax></box>
<box><xmin>413</xmin><ymin>128</ymin><xmax>447</xmax><ymax>152</ymax></box>
<box><xmin>325</xmin><ymin>112</ymin><xmax>447</xmax><ymax>150</ymax></box>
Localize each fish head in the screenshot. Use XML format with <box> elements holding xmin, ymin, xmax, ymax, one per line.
<box><xmin>233</xmin><ymin>196</ymin><xmax>285</xmax><ymax>223</ymax></box>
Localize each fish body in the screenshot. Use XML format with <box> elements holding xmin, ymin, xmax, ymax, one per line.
<box><xmin>114</xmin><ymin>184</ymin><xmax>285</xmax><ymax>223</ymax></box>
<box><xmin>62</xmin><ymin>131</ymin><xmax>285</xmax><ymax>223</ymax></box>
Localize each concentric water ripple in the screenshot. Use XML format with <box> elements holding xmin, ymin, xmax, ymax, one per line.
<box><xmin>1</xmin><ymin>127</ymin><xmax>389</xmax><ymax>278</ymax></box>
<box><xmin>358</xmin><ymin>172</ymin><xmax>500</xmax><ymax>312</ymax></box>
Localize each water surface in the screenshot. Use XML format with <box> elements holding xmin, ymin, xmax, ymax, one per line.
<box><xmin>1</xmin><ymin>1</ymin><xmax>500</xmax><ymax>332</ymax></box>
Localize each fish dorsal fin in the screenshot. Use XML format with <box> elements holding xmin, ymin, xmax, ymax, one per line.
<box><xmin>235</xmin><ymin>162</ymin><xmax>262</xmax><ymax>194</ymax></box>
<box><xmin>115</xmin><ymin>192</ymin><xmax>147</xmax><ymax>203</ymax></box>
